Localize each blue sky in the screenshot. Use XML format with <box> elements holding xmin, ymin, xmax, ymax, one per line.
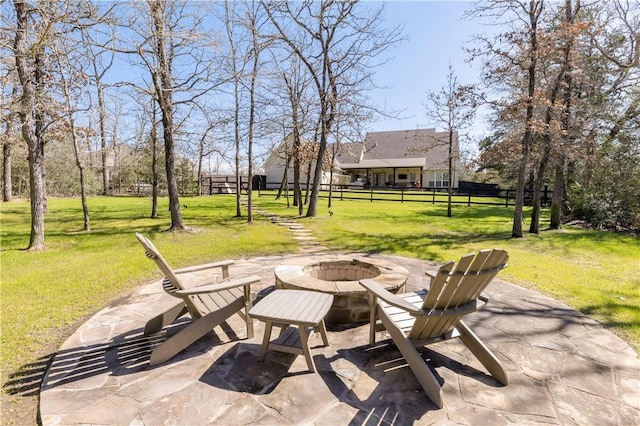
<box><xmin>367</xmin><ymin>1</ymin><xmax>490</xmax><ymax>137</ymax></box>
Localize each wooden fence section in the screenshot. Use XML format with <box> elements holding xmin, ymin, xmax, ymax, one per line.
<box><xmin>193</xmin><ymin>178</ymin><xmax>552</xmax><ymax>208</ymax></box>
<box><xmin>254</xmin><ymin>182</ymin><xmax>552</xmax><ymax>208</ymax></box>
<box><xmin>199</xmin><ymin>176</ymin><xmax>250</xmax><ymax>195</ymax></box>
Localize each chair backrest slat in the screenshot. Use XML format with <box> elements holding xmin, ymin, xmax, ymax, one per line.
<box><xmin>423</xmin><ymin>261</ymin><xmax>454</xmax><ymax>308</ymax></box>
<box><xmin>135</xmin><ymin>233</ymin><xmax>185</xmax><ymax>291</ymax></box>
<box><xmin>135</xmin><ymin>233</ymin><xmax>207</xmax><ymax>319</ymax></box>
<box><xmin>409</xmin><ymin>249</ymin><xmax>508</xmax><ymax>340</ymax></box>
<box><xmin>432</xmin><ymin>253</ymin><xmax>477</xmax><ymax>310</ymax></box>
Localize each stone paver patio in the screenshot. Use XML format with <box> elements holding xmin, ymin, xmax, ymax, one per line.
<box><xmin>39</xmin><ymin>253</ymin><xmax>640</xmax><ymax>425</ymax></box>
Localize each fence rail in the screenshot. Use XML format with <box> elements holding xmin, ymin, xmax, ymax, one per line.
<box><xmin>254</xmin><ymin>182</ymin><xmax>552</xmax><ymax>208</ymax></box>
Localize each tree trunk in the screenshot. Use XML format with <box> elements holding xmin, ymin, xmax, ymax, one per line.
<box><xmin>293</xmin><ymin>129</ymin><xmax>303</xmax><ymax>216</ymax></box>
<box><xmin>162</xmin><ymin>114</ymin><xmax>183</xmax><ymax>230</ymax></box>
<box><xmin>234</xmin><ymin>92</ymin><xmax>242</xmax><ymax>217</ymax></box>
<box><xmin>34</xmin><ymin>50</ymin><xmax>48</xmax><ymax>214</ymax></box>
<box><xmin>151</xmin><ymin>102</ymin><xmax>159</xmax><ymax>219</ymax></box>
<box><xmin>304</xmin><ymin>161</ymin><xmax>312</xmax><ymax>206</ymax></box>
<box><xmin>97</xmin><ymin>83</ymin><xmax>110</xmax><ymax>195</ymax></box>
<box><xmin>306</xmin><ymin>133</ymin><xmax>327</xmax><ymax>217</ymax></box>
<box><xmin>14</xmin><ymin>0</ymin><xmax>45</xmax><ymax>250</ymax></box>
<box><xmin>73</xmin><ymin>131</ymin><xmax>91</xmax><ymax>231</ymax></box>
<box><xmin>276</xmin><ymin>155</ymin><xmax>290</xmax><ymax>200</ymax></box>
<box><xmin>328</xmin><ymin>166</ymin><xmax>334</xmax><ymax>209</ymax></box>
<box><xmin>151</xmin><ymin>1</ymin><xmax>184</xmax><ymax>230</ymax></box>
<box><xmin>246</xmin><ymin>22</ymin><xmax>261</xmax><ymax>224</ymax></box>
<box><xmin>512</xmin><ymin>1</ymin><xmax>541</xmax><ymax>238</ymax></box>
<box><xmin>529</xmin><ymin>140</ymin><xmax>551</xmax><ymax>233</ymax></box>
<box><xmin>26</xmin><ymin>141</ymin><xmax>46</xmax><ymax>250</ymax></box>
<box><xmin>196</xmin><ymin>131</ymin><xmax>206</xmax><ymax>196</ymax></box>
<box><xmin>3</xmin><ymin>129</ymin><xmax>12</xmax><ymax>202</ymax></box>
<box><xmin>294</xmin><ymin>152</ymin><xmax>302</xmax><ymax>215</ymax></box>
<box><xmin>447</xmin><ymin>129</ymin><xmax>453</xmax><ymax>218</ymax></box>
<box><xmin>328</xmin><ymin>143</ymin><xmax>338</xmax><ymax>210</ymax></box>
<box><xmin>61</xmin><ymin>69</ymin><xmax>91</xmax><ymax>231</ymax></box>
<box><xmin>551</xmin><ymin>1</ymin><xmax>574</xmax><ymax>230</ymax></box>
<box><xmin>550</xmin><ymin>154</ymin><xmax>566</xmax><ymax>229</ymax></box>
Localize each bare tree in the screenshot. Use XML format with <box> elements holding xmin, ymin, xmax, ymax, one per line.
<box><xmin>222</xmin><ymin>0</ymin><xmax>272</xmax><ymax>222</ymax></box>
<box><xmin>424</xmin><ymin>64</ymin><xmax>478</xmax><ymax>218</ymax></box>
<box><xmin>265</xmin><ymin>0</ymin><xmax>402</xmax><ymax>217</ymax></box>
<box><xmin>193</xmin><ymin>110</ymin><xmax>227</xmax><ymax>196</ymax></box>
<box><xmin>117</xmin><ymin>0</ymin><xmax>221</xmax><ymax>230</ymax></box>
<box><xmin>147</xmin><ymin>0</ymin><xmax>184</xmax><ymax>230</ymax></box>
<box><xmin>244</xmin><ymin>1</ymin><xmax>271</xmax><ymax>223</ymax></box>
<box><xmin>279</xmin><ymin>56</ymin><xmax>313</xmax><ymax>215</ymax></box>
<box><xmin>80</xmin><ymin>22</ymin><xmax>115</xmax><ymax>196</ymax></box>
<box><xmin>54</xmin><ymin>39</ymin><xmax>92</xmax><ymax>230</ymax></box>
<box><xmin>11</xmin><ymin>0</ymin><xmax>63</xmax><ymax>249</ymax></box>
<box><xmin>223</xmin><ymin>0</ymin><xmax>245</xmax><ymax>218</ymax></box>
<box><xmin>149</xmin><ymin>98</ymin><xmax>160</xmax><ymax>218</ymax></box>
<box><xmin>1</xmin><ymin>73</ymin><xmax>18</xmax><ymax>202</ymax></box>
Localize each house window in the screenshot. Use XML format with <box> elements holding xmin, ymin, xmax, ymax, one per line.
<box><xmin>398</xmin><ymin>173</ymin><xmax>407</xmax><ymax>180</ymax></box>
<box><xmin>428</xmin><ymin>171</ymin><xmax>449</xmax><ymax>188</ymax></box>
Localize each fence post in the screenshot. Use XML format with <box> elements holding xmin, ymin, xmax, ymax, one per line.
<box><xmin>370</xmin><ymin>185</ymin><xmax>374</xmax><ymax>202</ymax></box>
<box><xmin>505</xmin><ymin>190</ymin><xmax>510</xmax><ymax>207</ymax></box>
<box><xmin>432</xmin><ymin>188</ymin><xmax>436</xmax><ymax>204</ymax></box>
<box><xmin>340</xmin><ymin>185</ymin><xmax>343</xmax><ymax>201</ymax></box>
<box><xmin>468</xmin><ymin>192</ymin><xmax>471</xmax><ymax>207</ymax></box>
<box><xmin>401</xmin><ymin>188</ymin><xmax>404</xmax><ymax>203</ymax></box>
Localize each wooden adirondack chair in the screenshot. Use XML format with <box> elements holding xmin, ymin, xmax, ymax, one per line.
<box><xmin>360</xmin><ymin>249</ymin><xmax>509</xmax><ymax>408</ymax></box>
<box><xmin>135</xmin><ymin>233</ymin><xmax>261</xmax><ymax>365</ymax></box>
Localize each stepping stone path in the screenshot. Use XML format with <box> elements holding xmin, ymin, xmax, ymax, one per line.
<box><xmin>247</xmin><ymin>204</ymin><xmax>329</xmax><ymax>253</ymax></box>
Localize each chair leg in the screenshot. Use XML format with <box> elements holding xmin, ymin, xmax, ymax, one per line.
<box><xmin>242</xmin><ymin>286</ymin><xmax>254</xmax><ymax>339</ymax></box>
<box><xmin>368</xmin><ymin>293</ymin><xmax>378</xmax><ymax>345</ymax></box>
<box><xmin>149</xmin><ymin>299</ymin><xmax>242</xmax><ymax>366</ymax></box>
<box><xmin>379</xmin><ymin>309</ymin><xmax>444</xmax><ymax>408</ymax></box>
<box><xmin>457</xmin><ymin>320</ymin><xmax>508</xmax><ymax>385</ymax></box>
<box><xmin>144</xmin><ymin>302</ymin><xmax>188</xmax><ymax>336</ymax></box>
<box><xmin>298</xmin><ymin>326</ymin><xmax>316</xmax><ymax>372</ymax></box>
<box><xmin>259</xmin><ymin>320</ymin><xmax>273</xmax><ymax>361</ymax></box>
<box><xmin>317</xmin><ymin>319</ymin><xmax>329</xmax><ymax>346</ymax></box>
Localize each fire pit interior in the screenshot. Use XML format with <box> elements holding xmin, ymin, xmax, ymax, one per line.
<box><xmin>304</xmin><ymin>260</ymin><xmax>380</xmax><ymax>281</ymax></box>
<box><xmin>274</xmin><ymin>256</ymin><xmax>409</xmax><ymax>324</ymax></box>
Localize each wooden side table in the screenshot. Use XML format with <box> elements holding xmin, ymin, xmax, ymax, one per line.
<box><xmin>249</xmin><ymin>289</ymin><xmax>334</xmax><ymax>373</ymax></box>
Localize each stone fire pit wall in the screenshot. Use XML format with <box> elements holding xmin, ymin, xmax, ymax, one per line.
<box><xmin>274</xmin><ymin>255</ymin><xmax>409</xmax><ymax>324</ymax></box>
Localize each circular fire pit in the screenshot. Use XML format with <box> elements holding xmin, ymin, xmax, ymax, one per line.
<box><xmin>274</xmin><ymin>255</ymin><xmax>409</xmax><ymax>324</ymax></box>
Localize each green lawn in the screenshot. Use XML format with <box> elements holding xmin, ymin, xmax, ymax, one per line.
<box><xmin>1</xmin><ymin>194</ymin><xmax>638</xmax><ymax>383</ymax></box>
<box><xmin>0</xmin><ymin>196</ymin><xmax>298</xmax><ymax>377</ymax></box>
<box><xmin>256</xmin><ymin>194</ymin><xmax>640</xmax><ymax>352</ymax></box>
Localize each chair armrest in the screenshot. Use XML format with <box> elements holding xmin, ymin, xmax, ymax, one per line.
<box><xmin>360</xmin><ymin>279</ymin><xmax>423</xmax><ymax>315</ymax></box>
<box><xmin>174</xmin><ymin>260</ymin><xmax>234</xmax><ymax>274</ymax></box>
<box><xmin>176</xmin><ymin>275</ymin><xmax>261</xmax><ymax>295</ymax></box>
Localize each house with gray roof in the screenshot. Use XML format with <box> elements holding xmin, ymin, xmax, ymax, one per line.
<box><xmin>337</xmin><ymin>128</ymin><xmax>458</xmax><ymax>188</ymax></box>
<box><xmin>263</xmin><ymin>128</ymin><xmax>458</xmax><ymax>189</ymax></box>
